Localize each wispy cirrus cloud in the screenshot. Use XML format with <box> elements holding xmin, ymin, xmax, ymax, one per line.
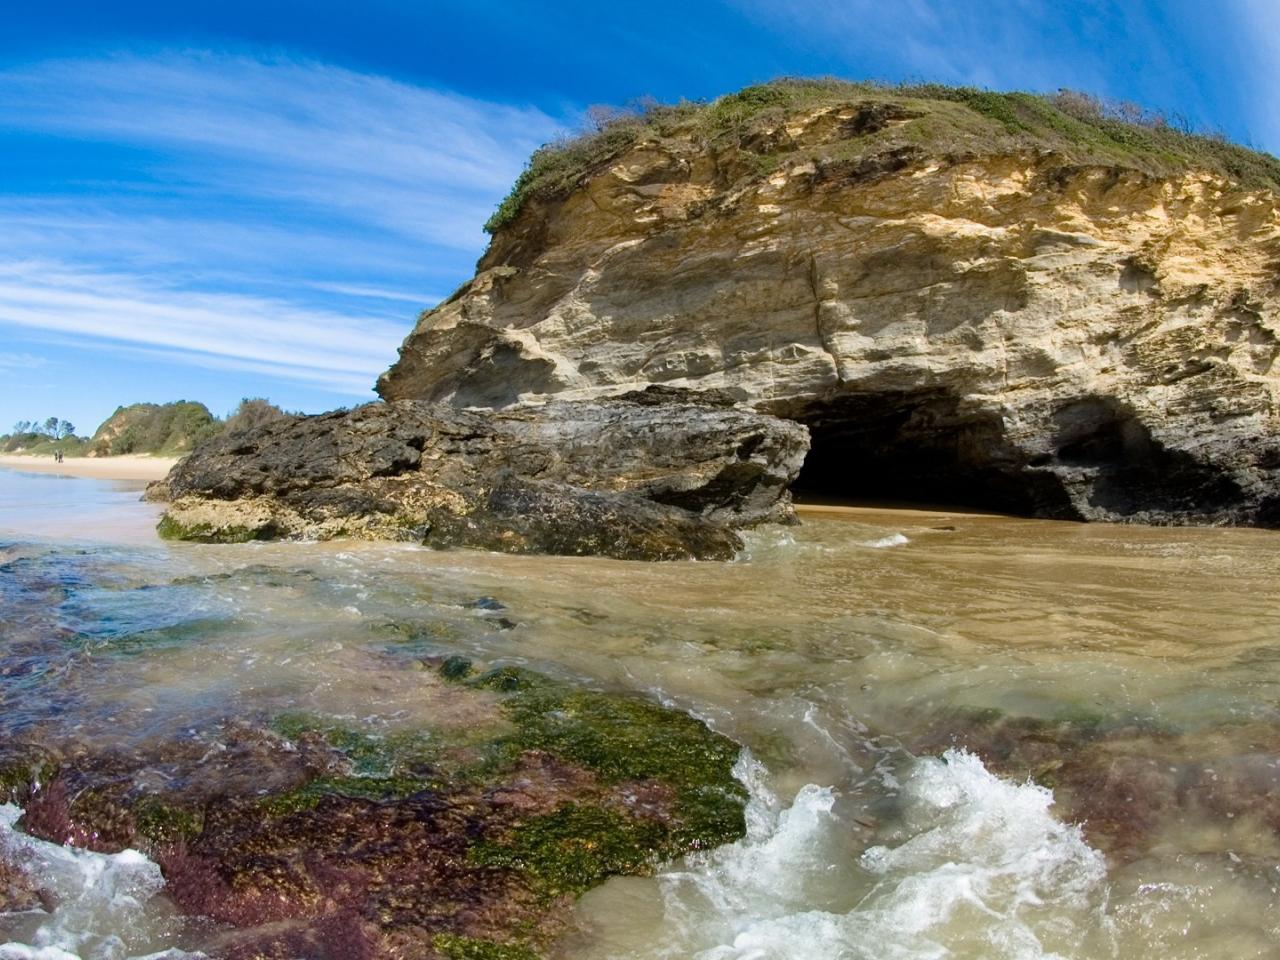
<box><xmin>0</xmin><ymin>51</ymin><xmax>560</xmax><ymax>250</ymax></box>
<box><xmin>0</xmin><ymin>261</ymin><xmax>406</xmax><ymax>395</ymax></box>
<box><xmin>0</xmin><ymin>51</ymin><xmax>564</xmax><ymax>418</ymax></box>
<box><xmin>0</xmin><ymin>351</ymin><xmax>48</xmax><ymax>371</ymax></box>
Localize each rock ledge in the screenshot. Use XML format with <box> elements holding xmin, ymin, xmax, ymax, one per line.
<box><xmin>152</xmin><ymin>392</ymin><xmax>808</xmax><ymax>561</ymax></box>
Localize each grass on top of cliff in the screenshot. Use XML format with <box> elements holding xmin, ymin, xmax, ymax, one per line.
<box><xmin>484</xmin><ymin>78</ymin><xmax>1280</xmax><ymax>232</ymax></box>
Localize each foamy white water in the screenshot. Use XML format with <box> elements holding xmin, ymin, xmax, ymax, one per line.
<box><xmin>0</xmin><ymin>806</ymin><xmax>201</xmax><ymax>960</ymax></box>
<box><xmin>862</xmin><ymin>533</ymin><xmax>909</xmax><ymax>549</ymax></box>
<box><xmin>574</xmin><ymin>750</ymin><xmax>1108</xmax><ymax>960</ymax></box>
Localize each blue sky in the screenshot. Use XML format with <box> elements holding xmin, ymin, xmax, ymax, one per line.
<box><xmin>2</xmin><ymin>0</ymin><xmax>1277</xmax><ymax>435</ymax></box>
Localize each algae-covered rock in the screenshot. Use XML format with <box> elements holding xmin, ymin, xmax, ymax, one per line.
<box><xmin>0</xmin><ymin>664</ymin><xmax>748</xmax><ymax>958</ymax></box>
<box><xmin>918</xmin><ymin>706</ymin><xmax>1280</xmax><ymax>861</ymax></box>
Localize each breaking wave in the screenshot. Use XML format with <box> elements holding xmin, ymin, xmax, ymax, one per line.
<box><xmin>645</xmin><ymin>749</ymin><xmax>1106</xmax><ymax>960</ymax></box>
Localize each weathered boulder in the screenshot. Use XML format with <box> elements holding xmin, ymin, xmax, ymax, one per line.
<box><xmin>152</xmin><ymin>391</ymin><xmax>808</xmax><ymax>560</ymax></box>
<box><xmin>379</xmin><ymin>82</ymin><xmax>1280</xmax><ymax>525</ymax></box>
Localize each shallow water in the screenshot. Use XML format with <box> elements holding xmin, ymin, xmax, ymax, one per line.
<box><xmin>2</xmin><ymin>468</ymin><xmax>1280</xmax><ymax>958</ymax></box>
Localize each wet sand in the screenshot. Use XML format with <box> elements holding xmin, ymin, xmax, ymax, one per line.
<box><xmin>0</xmin><ymin>454</ymin><xmax>178</xmax><ymax>481</ymax></box>
<box><xmin>795</xmin><ymin>501</ymin><xmax>1006</xmax><ymax>521</ymax></box>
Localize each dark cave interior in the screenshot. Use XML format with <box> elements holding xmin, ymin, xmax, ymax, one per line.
<box><xmin>788</xmin><ymin>390</ymin><xmax>1241</xmax><ymax>520</ymax></box>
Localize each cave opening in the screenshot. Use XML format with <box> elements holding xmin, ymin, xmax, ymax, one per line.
<box><xmin>789</xmin><ymin>389</ymin><xmax>1247</xmax><ymax>521</ymax></box>
<box><xmin>788</xmin><ymin>389</ymin><xmax>1071</xmax><ymax>516</ymax></box>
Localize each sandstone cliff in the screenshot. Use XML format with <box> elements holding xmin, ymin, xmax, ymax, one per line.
<box><xmin>380</xmin><ymin>81</ymin><xmax>1280</xmax><ymax>525</ymax></box>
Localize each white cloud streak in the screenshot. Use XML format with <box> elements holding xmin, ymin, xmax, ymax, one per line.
<box><xmin>0</xmin><ymin>261</ymin><xmax>405</xmax><ymax>395</ymax></box>
<box><xmin>305</xmin><ymin>281</ymin><xmax>445</xmax><ymax>306</ymax></box>
<box><xmin>0</xmin><ymin>352</ymin><xmax>48</xmax><ymax>371</ymax></box>
<box><xmin>0</xmin><ymin>52</ymin><xmax>566</xmax><ymax>408</ymax></box>
<box><xmin>0</xmin><ymin>51</ymin><xmax>562</xmax><ymax>251</ymax></box>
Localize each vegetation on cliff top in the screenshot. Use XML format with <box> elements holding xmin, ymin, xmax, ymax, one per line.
<box><xmin>485</xmin><ymin>77</ymin><xmax>1280</xmax><ymax>232</ymax></box>
<box><xmin>1</xmin><ymin>417</ymin><xmax>87</xmax><ymax>456</ymax></box>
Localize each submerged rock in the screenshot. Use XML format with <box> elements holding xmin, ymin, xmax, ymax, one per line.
<box><xmin>380</xmin><ymin>81</ymin><xmax>1280</xmax><ymax>526</ymax></box>
<box><xmin>151</xmin><ymin>392</ymin><xmax>807</xmax><ymax>561</ymax></box>
<box><xmin>0</xmin><ymin>664</ymin><xmax>748</xmax><ymax>958</ymax></box>
<box><xmin>0</xmin><ymin>853</ymin><xmax>41</xmax><ymax>914</ymax></box>
<box><xmin>919</xmin><ymin>707</ymin><xmax>1280</xmax><ymax>861</ymax></box>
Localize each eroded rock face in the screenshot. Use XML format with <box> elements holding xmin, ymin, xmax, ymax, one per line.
<box><xmin>152</xmin><ymin>392</ymin><xmax>808</xmax><ymax>560</ymax></box>
<box><xmin>379</xmin><ymin>104</ymin><xmax>1280</xmax><ymax>524</ymax></box>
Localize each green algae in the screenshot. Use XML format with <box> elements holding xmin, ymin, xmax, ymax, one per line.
<box><xmin>440</xmin><ymin>654</ymin><xmax>475</xmax><ymax>681</ymax></box>
<box><xmin>471</xmin><ymin>665</ymin><xmax>745</xmax><ymax>798</ymax></box>
<box><xmin>156</xmin><ymin>514</ymin><xmax>262</xmax><ymax>544</ymax></box>
<box><xmin>0</xmin><ymin>757</ymin><xmax>58</xmax><ymax>805</ymax></box>
<box><xmin>133</xmin><ymin>798</ymin><xmax>204</xmax><ymax>845</ymax></box>
<box><xmin>456</xmin><ymin>663</ymin><xmax>749</xmax><ymax>892</ymax></box>
<box><xmin>269</xmin><ymin>711</ymin><xmax>441</xmax><ymax>777</ymax></box>
<box><xmin>88</xmin><ymin>617</ymin><xmax>234</xmax><ymax>656</ymax></box>
<box><xmin>47</xmin><ymin>665</ymin><xmax>750</xmax><ymax>955</ymax></box>
<box><xmin>265</xmin><ymin>665</ymin><xmax>747</xmax><ymax>883</ymax></box>
<box><xmin>433</xmin><ymin>934</ymin><xmax>540</xmax><ymax>960</ymax></box>
<box><xmin>257</xmin><ymin>774</ymin><xmax>437</xmax><ymax>816</ymax></box>
<box><xmin>370</xmin><ymin>618</ymin><xmax>463</xmax><ymax>657</ymax></box>
<box><xmin>469</xmin><ymin>802</ymin><xmax>667</xmax><ymax>898</ymax></box>
<box><xmin>256</xmin><ymin>712</ymin><xmax>460</xmax><ymax>815</ymax></box>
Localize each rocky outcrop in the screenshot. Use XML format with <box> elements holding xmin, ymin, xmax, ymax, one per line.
<box><xmin>152</xmin><ymin>391</ymin><xmax>807</xmax><ymax>561</ymax></box>
<box><xmin>379</xmin><ymin>86</ymin><xmax>1280</xmax><ymax>525</ymax></box>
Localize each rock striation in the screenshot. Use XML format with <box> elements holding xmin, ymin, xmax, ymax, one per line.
<box><xmin>380</xmin><ymin>83</ymin><xmax>1280</xmax><ymax>525</ymax></box>
<box><xmin>153</xmin><ymin>390</ymin><xmax>808</xmax><ymax>561</ymax></box>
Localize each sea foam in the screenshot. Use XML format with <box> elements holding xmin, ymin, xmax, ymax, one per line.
<box><xmin>0</xmin><ymin>805</ymin><xmax>203</xmax><ymax>960</ymax></box>
<box><xmin>647</xmin><ymin>749</ymin><xmax>1105</xmax><ymax>960</ymax></box>
<box><xmin>862</xmin><ymin>533</ymin><xmax>909</xmax><ymax>549</ymax></box>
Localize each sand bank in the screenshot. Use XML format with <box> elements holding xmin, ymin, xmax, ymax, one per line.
<box><xmin>0</xmin><ymin>454</ymin><xmax>178</xmax><ymax>481</ymax></box>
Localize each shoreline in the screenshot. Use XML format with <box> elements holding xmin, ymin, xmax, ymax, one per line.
<box><xmin>0</xmin><ymin>454</ymin><xmax>178</xmax><ymax>482</ymax></box>
<box><xmin>794</xmin><ymin>501</ymin><xmax>1009</xmax><ymax>521</ymax></box>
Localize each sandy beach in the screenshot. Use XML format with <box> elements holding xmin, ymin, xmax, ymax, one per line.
<box><xmin>0</xmin><ymin>454</ymin><xmax>178</xmax><ymax>481</ymax></box>
<box><xmin>794</xmin><ymin>501</ymin><xmax>1007</xmax><ymax>522</ymax></box>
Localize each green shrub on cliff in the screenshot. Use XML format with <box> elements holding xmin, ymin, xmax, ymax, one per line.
<box><xmin>484</xmin><ymin>121</ymin><xmax>650</xmax><ymax>233</ymax></box>
<box><xmin>485</xmin><ymin>77</ymin><xmax>1280</xmax><ymax>233</ymax></box>
<box><xmin>220</xmin><ymin>396</ymin><xmax>290</xmax><ymax>434</ymax></box>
